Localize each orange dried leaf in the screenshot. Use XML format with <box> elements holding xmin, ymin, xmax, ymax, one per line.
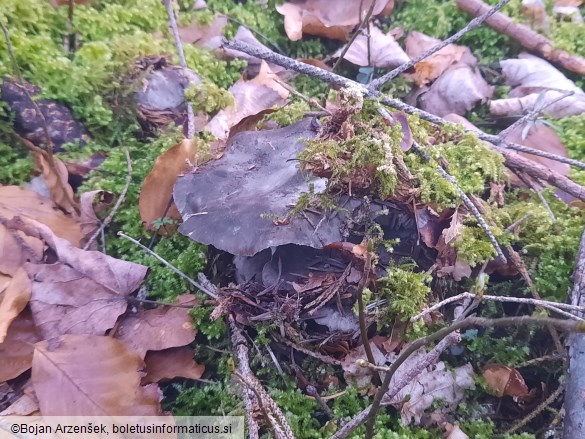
<box><xmin>0</xmin><ymin>268</ymin><xmax>31</xmax><ymax>342</ymax></box>
<box><xmin>0</xmin><ymin>308</ymin><xmax>41</xmax><ymax>381</ymax></box>
<box><xmin>116</xmin><ymin>295</ymin><xmax>198</xmax><ymax>358</ymax></box>
<box><xmin>0</xmin><ymin>186</ymin><xmax>83</xmax><ymax>246</ymax></box>
<box><xmin>143</xmin><ymin>346</ymin><xmax>205</xmax><ymax>384</ymax></box>
<box><xmin>482</xmin><ymin>364</ymin><xmax>529</xmax><ymax>398</ymax></box>
<box><xmin>140</xmin><ymin>139</ymin><xmax>199</xmax><ymax>233</ymax></box>
<box><xmin>32</xmin><ymin>334</ymin><xmax>162</xmax><ymax>416</ymax></box>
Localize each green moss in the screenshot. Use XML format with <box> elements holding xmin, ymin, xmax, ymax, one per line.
<box><xmin>173</xmin><ymin>382</ymin><xmax>241</xmax><ymax>416</ymax></box>
<box><xmin>190</xmin><ymin>303</ymin><xmax>228</xmax><ymax>340</ymax></box>
<box><xmin>376</xmin><ymin>264</ymin><xmax>432</xmax><ymax>322</ymax></box>
<box><xmin>185</xmin><ymin>81</ymin><xmax>234</xmax><ymax>113</ymax></box>
<box><xmin>266</xmin><ymin>100</ymin><xmax>310</xmax><ymax>126</ymax></box>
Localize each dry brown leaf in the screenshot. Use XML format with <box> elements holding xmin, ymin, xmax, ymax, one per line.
<box><xmin>143</xmin><ymin>346</ymin><xmax>205</xmax><ymax>384</ymax></box>
<box><xmin>505</xmin><ymin>123</ymin><xmax>570</xmax><ymax>178</ymax></box>
<box><xmin>32</xmin><ymin>334</ymin><xmax>162</xmax><ymax>416</ymax></box>
<box><xmin>490</xmin><ymin>53</ymin><xmax>585</xmax><ymax>118</ymax></box>
<box><xmin>0</xmin><ymin>268</ymin><xmax>31</xmax><ymax>342</ymax></box>
<box><xmin>417</xmin><ymin>64</ymin><xmax>494</xmax><ymax>117</ymax></box>
<box><xmin>116</xmin><ymin>295</ymin><xmax>198</xmax><ymax>358</ymax></box>
<box><xmin>205</xmin><ymin>61</ymin><xmax>289</xmax><ymax>140</ymax></box>
<box><xmin>178</xmin><ymin>13</ymin><xmax>227</xmax><ymax>47</ymax></box>
<box><xmin>482</xmin><ymin>364</ymin><xmax>529</xmax><ymax>398</ymax></box>
<box><xmin>31</xmin><ymin>145</ymin><xmax>78</xmax><ymax>215</ymax></box>
<box><xmin>277</xmin><ymin>0</ymin><xmax>394</xmax><ymax>41</ymax></box>
<box><xmin>139</xmin><ymin>139</ymin><xmax>199</xmax><ymax>233</ymax></box>
<box><xmin>0</xmin><ymin>186</ymin><xmax>83</xmax><ymax>246</ymax></box>
<box><xmin>405</xmin><ymin>31</ymin><xmax>474</xmax><ymax>85</ymax></box>
<box><xmin>333</xmin><ymin>25</ymin><xmax>409</xmax><ymax>68</ymax></box>
<box><xmin>4</xmin><ymin>216</ymin><xmax>147</xmax><ymax>340</ymax></box>
<box><xmin>76</xmin><ymin>190</ymin><xmax>114</xmax><ymax>247</ymax></box>
<box><xmin>0</xmin><ymin>308</ymin><xmax>42</xmax><ymax>381</ymax></box>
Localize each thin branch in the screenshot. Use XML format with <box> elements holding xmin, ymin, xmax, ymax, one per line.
<box><xmin>117</xmin><ymin>231</ymin><xmax>218</xmax><ymax>299</ymax></box>
<box><xmin>332</xmin><ymin>0</ymin><xmax>376</xmax><ymax>73</ymax></box>
<box><xmin>163</xmin><ymin>0</ymin><xmax>195</xmax><ymax>139</ymax></box>
<box><xmin>84</xmin><ymin>148</ymin><xmax>132</xmax><ymax>250</ymax></box>
<box><xmin>410</xmin><ymin>292</ymin><xmax>585</xmax><ymax>323</ymax></box>
<box><xmin>223</xmin><ymin>39</ymin><xmax>356</xmax><ymax>89</ymax></box>
<box><xmin>505</xmin><ymin>383</ymin><xmax>565</xmax><ymax>435</ymax></box>
<box><xmin>356</xmin><ymin>250</ymin><xmax>382</xmax><ymax>386</ymax></box>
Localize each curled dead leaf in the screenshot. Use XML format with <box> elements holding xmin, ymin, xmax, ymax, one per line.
<box><xmin>140</xmin><ymin>139</ymin><xmax>200</xmax><ymax>234</ymax></box>
<box><xmin>277</xmin><ymin>0</ymin><xmax>394</xmax><ymax>41</ymax></box>
<box><xmin>482</xmin><ymin>364</ymin><xmax>529</xmax><ymax>398</ymax></box>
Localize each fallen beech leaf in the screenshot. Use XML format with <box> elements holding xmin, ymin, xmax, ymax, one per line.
<box><xmin>116</xmin><ymin>295</ymin><xmax>198</xmax><ymax>358</ymax></box>
<box><xmin>490</xmin><ymin>53</ymin><xmax>585</xmax><ymax>117</ymax></box>
<box><xmin>31</xmin><ymin>144</ymin><xmax>78</xmax><ymax>215</ymax></box>
<box><xmin>140</xmin><ymin>139</ymin><xmax>199</xmax><ymax>233</ymax></box>
<box><xmin>143</xmin><ymin>346</ymin><xmax>205</xmax><ymax>384</ymax></box>
<box><xmin>0</xmin><ymin>268</ymin><xmax>31</xmax><ymax>342</ymax></box>
<box><xmin>205</xmin><ymin>61</ymin><xmax>289</xmax><ymax>140</ymax></box>
<box><xmin>32</xmin><ymin>334</ymin><xmax>162</xmax><ymax>416</ymax></box>
<box><xmin>26</xmin><ymin>263</ymin><xmax>133</xmax><ymax>340</ymax></box>
<box><xmin>405</xmin><ymin>31</ymin><xmax>475</xmax><ymax>86</ymax></box>
<box><xmin>178</xmin><ymin>13</ymin><xmax>227</xmax><ymax>47</ymax></box>
<box><xmin>482</xmin><ymin>364</ymin><xmax>529</xmax><ymax>398</ymax></box>
<box><xmin>504</xmin><ymin>123</ymin><xmax>570</xmax><ymax>178</ymax></box>
<box><xmin>342</xmin><ymin>341</ymin><xmax>386</xmax><ymax>391</ymax></box>
<box><xmin>76</xmin><ymin>190</ymin><xmax>114</xmax><ymax>247</ymax></box>
<box><xmin>277</xmin><ymin>0</ymin><xmax>394</xmax><ymax>41</ymax></box>
<box><xmin>4</xmin><ymin>216</ymin><xmax>147</xmax><ymax>340</ymax></box>
<box><xmin>0</xmin><ymin>186</ymin><xmax>83</xmax><ymax>246</ymax></box>
<box><xmin>333</xmin><ymin>25</ymin><xmax>409</xmax><ymax>68</ymax></box>
<box><xmin>0</xmin><ymin>308</ymin><xmax>41</xmax><ymax>381</ymax></box>
<box><xmin>417</xmin><ymin>64</ymin><xmax>494</xmax><ymax>116</ymax></box>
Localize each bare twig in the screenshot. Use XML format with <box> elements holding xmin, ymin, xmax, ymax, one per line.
<box><xmin>84</xmin><ymin>148</ymin><xmax>132</xmax><ymax>250</ymax></box>
<box><xmin>456</xmin><ymin>0</ymin><xmax>585</xmax><ymax>75</ymax></box>
<box><xmin>505</xmin><ymin>383</ymin><xmax>565</xmax><ymax>435</ymax></box>
<box><xmin>356</xmin><ymin>250</ymin><xmax>382</xmax><ymax>386</ymax></box>
<box><xmin>368</xmin><ymin>0</ymin><xmax>511</xmax><ymax>90</ymax></box>
<box><xmin>117</xmin><ymin>232</ymin><xmax>218</xmax><ymax>299</ymax></box>
<box><xmin>230</xmin><ymin>318</ymin><xmax>295</xmax><ymax>439</ymax></box>
<box><xmin>410</xmin><ymin>291</ymin><xmax>585</xmax><ymax>323</ymax></box>
<box><xmin>332</xmin><ymin>0</ymin><xmax>376</xmax><ymax>72</ymax></box>
<box><xmin>162</xmin><ymin>0</ymin><xmax>195</xmax><ymax>138</ymax></box>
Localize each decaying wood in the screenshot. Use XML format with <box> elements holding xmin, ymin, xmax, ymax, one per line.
<box><xmin>456</xmin><ymin>0</ymin><xmax>585</xmax><ymax>75</ymax></box>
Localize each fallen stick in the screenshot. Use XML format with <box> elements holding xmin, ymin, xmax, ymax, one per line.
<box><xmin>456</xmin><ymin>0</ymin><xmax>585</xmax><ymax>75</ymax></box>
